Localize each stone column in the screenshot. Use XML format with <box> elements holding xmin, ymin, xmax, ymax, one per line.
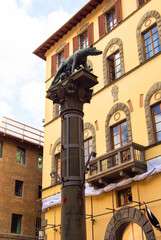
<box><xmin>47</xmin><ymin>69</ymin><xmax>98</xmax><ymax>240</ymax></box>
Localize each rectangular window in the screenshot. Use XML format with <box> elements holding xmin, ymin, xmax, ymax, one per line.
<box><xmin>38</xmin><ymin>154</ymin><xmax>43</xmax><ymax>169</ymax></box>
<box><xmin>15</xmin><ymin>180</ymin><xmax>23</xmax><ymax>197</ymax></box>
<box><xmin>55</xmin><ymin>153</ymin><xmax>61</xmax><ymax>183</ymax></box>
<box><xmin>36</xmin><ymin>217</ymin><xmax>41</xmax><ymax>236</ymax></box>
<box><xmin>117</xmin><ymin>187</ymin><xmax>132</xmax><ymax>207</ymax></box>
<box><xmin>106</xmin><ymin>8</ymin><xmax>117</xmax><ymax>32</ymax></box>
<box><xmin>11</xmin><ymin>214</ymin><xmax>22</xmax><ymax>234</ymax></box>
<box><xmin>80</xmin><ymin>31</ymin><xmax>88</xmax><ymax>49</ymax></box>
<box><xmin>108</xmin><ymin>51</ymin><xmax>121</xmax><ymax>83</ymax></box>
<box><xmin>16</xmin><ymin>147</ymin><xmax>26</xmax><ymax>165</ymax></box>
<box><xmin>0</xmin><ymin>141</ymin><xmax>3</xmax><ymax>158</ymax></box>
<box><xmin>143</xmin><ymin>25</ymin><xmax>161</xmax><ymax>60</ymax></box>
<box><xmin>152</xmin><ymin>103</ymin><xmax>161</xmax><ymax>142</ymax></box>
<box><xmin>84</xmin><ymin>137</ymin><xmax>93</xmax><ymax>163</ymax></box>
<box><xmin>111</xmin><ymin>121</ymin><xmax>128</xmax><ymax>149</ymax></box>
<box><xmin>58</xmin><ymin>50</ymin><xmax>64</xmax><ymax>66</ymax></box>
<box><xmin>38</xmin><ymin>185</ymin><xmax>42</xmax><ymax>199</ymax></box>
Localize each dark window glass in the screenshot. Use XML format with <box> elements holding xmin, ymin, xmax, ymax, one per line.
<box><xmin>16</xmin><ymin>147</ymin><xmax>25</xmax><ymax>164</ymax></box>
<box><xmin>108</xmin><ymin>51</ymin><xmax>121</xmax><ymax>83</ymax></box>
<box><xmin>11</xmin><ymin>214</ymin><xmax>22</xmax><ymax>234</ymax></box>
<box><xmin>84</xmin><ymin>137</ymin><xmax>93</xmax><ymax>163</ymax></box>
<box><xmin>38</xmin><ymin>186</ymin><xmax>42</xmax><ymax>199</ymax></box>
<box><xmin>55</xmin><ymin>153</ymin><xmax>61</xmax><ymax>183</ymax></box>
<box><xmin>117</xmin><ymin>187</ymin><xmax>132</xmax><ymax>207</ymax></box>
<box><xmin>111</xmin><ymin>121</ymin><xmax>128</xmax><ymax>149</ymax></box>
<box><xmin>143</xmin><ymin>25</ymin><xmax>161</xmax><ymax>60</ymax></box>
<box><xmin>36</xmin><ymin>217</ymin><xmax>41</xmax><ymax>236</ymax></box>
<box><xmin>152</xmin><ymin>103</ymin><xmax>161</xmax><ymax>142</ymax></box>
<box><xmin>15</xmin><ymin>180</ymin><xmax>23</xmax><ymax>197</ymax></box>
<box><xmin>58</xmin><ymin>50</ymin><xmax>64</xmax><ymax>66</ymax></box>
<box><xmin>107</xmin><ymin>8</ymin><xmax>117</xmax><ymax>31</ymax></box>
<box><xmin>80</xmin><ymin>31</ymin><xmax>88</xmax><ymax>49</ymax></box>
<box><xmin>38</xmin><ymin>154</ymin><xmax>43</xmax><ymax>169</ymax></box>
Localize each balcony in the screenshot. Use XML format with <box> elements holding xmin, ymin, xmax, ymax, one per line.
<box><xmin>87</xmin><ymin>142</ymin><xmax>147</xmax><ymax>188</ymax></box>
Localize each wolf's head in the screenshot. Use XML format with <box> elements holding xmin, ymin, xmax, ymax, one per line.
<box><xmin>87</xmin><ymin>44</ymin><xmax>102</xmax><ymax>56</ymax></box>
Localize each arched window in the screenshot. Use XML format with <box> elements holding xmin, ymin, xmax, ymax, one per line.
<box><xmin>105</xmin><ymin>103</ymin><xmax>132</xmax><ymax>152</ymax></box>
<box><xmin>84</xmin><ymin>122</ymin><xmax>96</xmax><ymax>163</ymax></box>
<box><xmin>136</xmin><ymin>10</ymin><xmax>161</xmax><ymax>63</ymax></box>
<box><xmin>145</xmin><ymin>82</ymin><xmax>161</xmax><ymax>145</ymax></box>
<box><xmin>103</xmin><ymin>38</ymin><xmax>125</xmax><ymax>86</ymax></box>
<box><xmin>51</xmin><ymin>137</ymin><xmax>61</xmax><ymax>185</ymax></box>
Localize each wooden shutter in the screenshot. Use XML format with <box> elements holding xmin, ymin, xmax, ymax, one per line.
<box><xmin>51</xmin><ymin>54</ymin><xmax>57</xmax><ymax>76</ymax></box>
<box><xmin>64</xmin><ymin>43</ymin><xmax>69</xmax><ymax>59</ymax></box>
<box><xmin>115</xmin><ymin>0</ymin><xmax>122</xmax><ymax>24</ymax></box>
<box><xmin>98</xmin><ymin>14</ymin><xmax>106</xmax><ymax>38</ymax></box>
<box><xmin>88</xmin><ymin>22</ymin><xmax>94</xmax><ymax>46</ymax></box>
<box><xmin>138</xmin><ymin>0</ymin><xmax>145</xmax><ymax>6</ymax></box>
<box><xmin>73</xmin><ymin>36</ymin><xmax>79</xmax><ymax>53</ymax></box>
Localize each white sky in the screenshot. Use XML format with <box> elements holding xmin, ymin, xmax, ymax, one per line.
<box><xmin>0</xmin><ymin>0</ymin><xmax>89</xmax><ymax>130</ymax></box>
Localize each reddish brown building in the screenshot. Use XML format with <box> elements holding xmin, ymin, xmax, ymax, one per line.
<box><xmin>0</xmin><ymin>117</ymin><xmax>43</xmax><ymax>240</ymax></box>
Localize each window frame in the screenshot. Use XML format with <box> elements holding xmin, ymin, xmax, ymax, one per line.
<box><xmin>38</xmin><ymin>154</ymin><xmax>43</xmax><ymax>169</ymax></box>
<box><xmin>11</xmin><ymin>214</ymin><xmax>22</xmax><ymax>234</ymax></box>
<box><xmin>57</xmin><ymin>49</ymin><xmax>65</xmax><ymax>67</ymax></box>
<box><xmin>84</xmin><ymin>137</ymin><xmax>93</xmax><ymax>164</ymax></box>
<box><xmin>111</xmin><ymin>120</ymin><xmax>128</xmax><ymax>150</ymax></box>
<box><xmin>151</xmin><ymin>102</ymin><xmax>161</xmax><ymax>142</ymax></box>
<box><xmin>15</xmin><ymin>180</ymin><xmax>23</xmax><ymax>197</ymax></box>
<box><xmin>16</xmin><ymin>147</ymin><xmax>26</xmax><ymax>165</ymax></box>
<box><xmin>55</xmin><ymin>153</ymin><xmax>61</xmax><ymax>184</ymax></box>
<box><xmin>142</xmin><ymin>24</ymin><xmax>161</xmax><ymax>60</ymax></box>
<box><xmin>117</xmin><ymin>187</ymin><xmax>132</xmax><ymax>207</ymax></box>
<box><xmin>80</xmin><ymin>30</ymin><xmax>88</xmax><ymax>49</ymax></box>
<box><xmin>106</xmin><ymin>8</ymin><xmax>117</xmax><ymax>32</ymax></box>
<box><xmin>107</xmin><ymin>51</ymin><xmax>121</xmax><ymax>83</ymax></box>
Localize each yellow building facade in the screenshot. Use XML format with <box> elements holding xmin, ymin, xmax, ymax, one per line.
<box><xmin>34</xmin><ymin>0</ymin><xmax>161</xmax><ymax>239</ymax></box>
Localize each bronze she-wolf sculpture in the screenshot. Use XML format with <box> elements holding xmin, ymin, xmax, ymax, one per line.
<box><xmin>50</xmin><ymin>44</ymin><xmax>102</xmax><ymax>87</ymax></box>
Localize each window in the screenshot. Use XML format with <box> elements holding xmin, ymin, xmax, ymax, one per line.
<box><xmin>143</xmin><ymin>25</ymin><xmax>161</xmax><ymax>60</ymax></box>
<box><xmin>38</xmin><ymin>154</ymin><xmax>43</xmax><ymax>169</ymax></box>
<box><xmin>111</xmin><ymin>120</ymin><xmax>128</xmax><ymax>149</ymax></box>
<box><xmin>58</xmin><ymin>50</ymin><xmax>64</xmax><ymax>66</ymax></box>
<box><xmin>38</xmin><ymin>185</ymin><xmax>42</xmax><ymax>199</ymax></box>
<box><xmin>80</xmin><ymin>31</ymin><xmax>88</xmax><ymax>49</ymax></box>
<box><xmin>106</xmin><ymin>8</ymin><xmax>117</xmax><ymax>32</ymax></box>
<box><xmin>152</xmin><ymin>102</ymin><xmax>161</xmax><ymax>142</ymax></box>
<box><xmin>84</xmin><ymin>138</ymin><xmax>93</xmax><ymax>163</ymax></box>
<box><xmin>16</xmin><ymin>147</ymin><xmax>25</xmax><ymax>164</ymax></box>
<box><xmin>15</xmin><ymin>180</ymin><xmax>23</xmax><ymax>197</ymax></box>
<box><xmin>55</xmin><ymin>153</ymin><xmax>61</xmax><ymax>183</ymax></box>
<box><xmin>117</xmin><ymin>187</ymin><xmax>132</xmax><ymax>207</ymax></box>
<box><xmin>0</xmin><ymin>141</ymin><xmax>3</xmax><ymax>158</ymax></box>
<box><xmin>107</xmin><ymin>51</ymin><xmax>121</xmax><ymax>82</ymax></box>
<box><xmin>36</xmin><ymin>217</ymin><xmax>41</xmax><ymax>236</ymax></box>
<box><xmin>11</xmin><ymin>214</ymin><xmax>22</xmax><ymax>234</ymax></box>
<box><xmin>138</xmin><ymin>0</ymin><xmax>149</xmax><ymax>7</ymax></box>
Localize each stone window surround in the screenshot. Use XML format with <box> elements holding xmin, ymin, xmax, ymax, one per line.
<box><xmin>105</xmin><ymin>103</ymin><xmax>132</xmax><ymax>152</ymax></box>
<box><xmin>84</xmin><ymin>122</ymin><xmax>96</xmax><ymax>154</ymax></box>
<box><xmin>136</xmin><ymin>10</ymin><xmax>161</xmax><ymax>64</ymax></box>
<box><xmin>51</xmin><ymin>137</ymin><xmax>61</xmax><ymax>186</ymax></box>
<box><xmin>144</xmin><ymin>82</ymin><xmax>161</xmax><ymax>145</ymax></box>
<box><xmin>103</xmin><ymin>38</ymin><xmax>125</xmax><ymax>86</ymax></box>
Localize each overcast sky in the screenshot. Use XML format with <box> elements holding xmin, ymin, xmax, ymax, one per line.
<box><xmin>0</xmin><ymin>0</ymin><xmax>89</xmax><ymax>131</ymax></box>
